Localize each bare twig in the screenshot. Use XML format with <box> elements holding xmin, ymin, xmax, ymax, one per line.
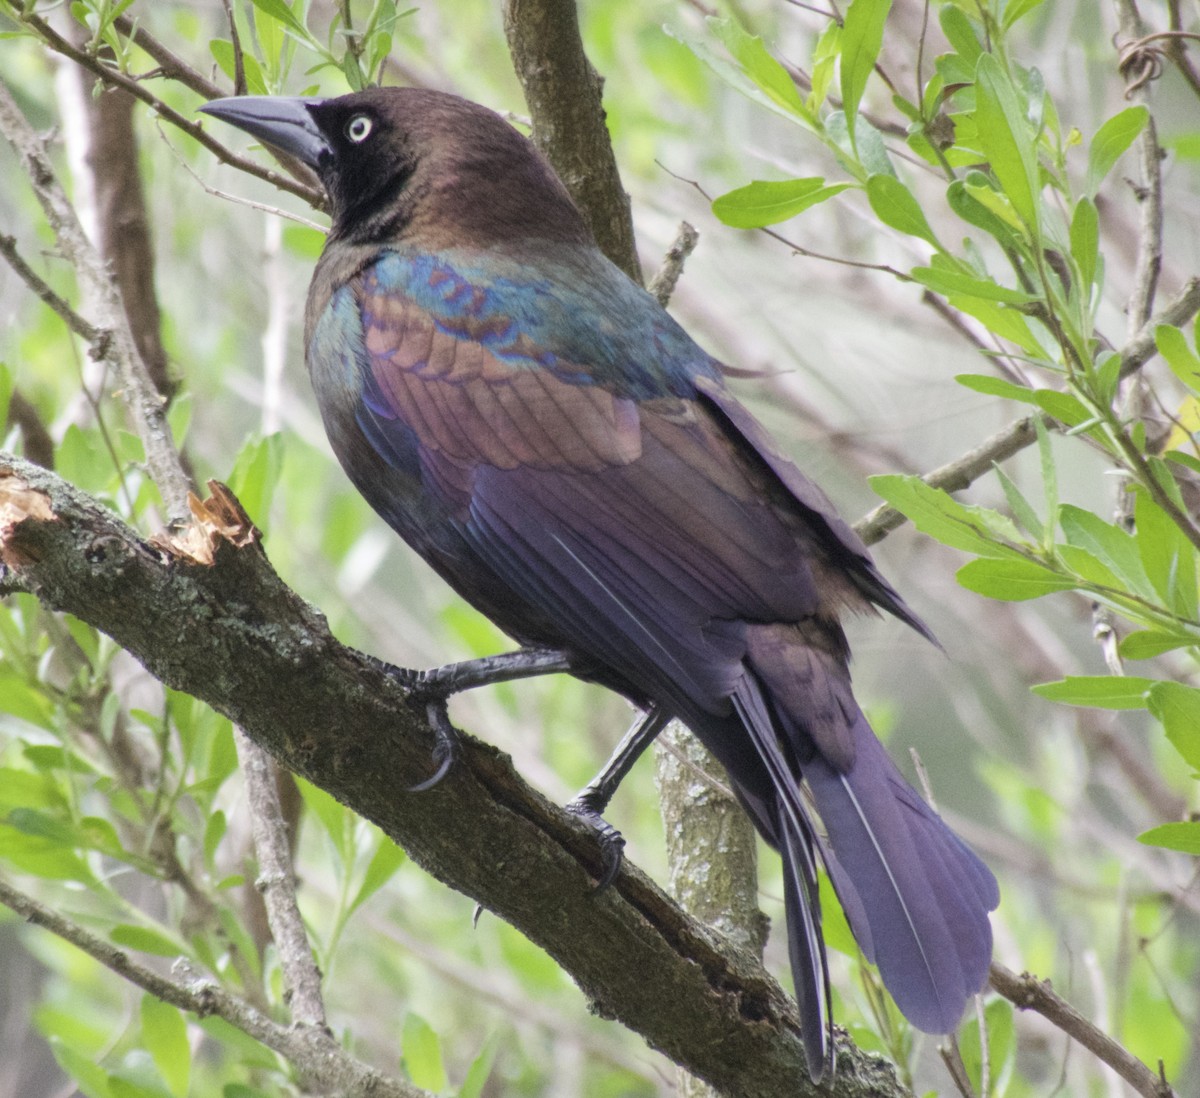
<box><xmin>855</xmin><ymin>277</ymin><xmax>1200</xmax><ymax>542</ymax></box>
<box><xmin>989</xmin><ymin>963</ymin><xmax>1176</xmax><ymax>1098</ymax></box>
<box><xmin>4</xmin><ymin>7</ymin><xmax>322</xmax><ymax>209</ymax></box>
<box><xmin>237</xmin><ymin>728</ymin><xmax>328</xmax><ymax>1031</ymax></box>
<box><xmin>0</xmin><ymin>874</ymin><xmax>429</xmax><ymax>1098</ymax></box>
<box><xmin>112</xmin><ymin>14</ymin><xmax>225</xmax><ymax>101</ymax></box>
<box><xmin>5</xmin><ymin>390</ymin><xmax>55</xmax><ymax>470</ymax></box>
<box><xmin>84</xmin><ymin>74</ymin><xmax>176</xmax><ymax>402</ymax></box>
<box><xmin>648</xmin><ymin>222</ymin><xmax>700</xmax><ymax>308</ymax></box>
<box><xmin>1117</xmin><ymin>1</ymin><xmax>1164</xmax><ymax>333</ymax></box>
<box><xmin>0</xmin><ymin>234</ymin><xmax>102</xmax><ymax>342</ymax></box>
<box><xmin>0</xmin><ymin>79</ymin><xmax>191</xmax><ymax>522</ymax></box>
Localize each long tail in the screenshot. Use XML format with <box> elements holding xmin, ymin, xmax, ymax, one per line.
<box><xmin>803</xmin><ymin>712</ymin><xmax>998</xmax><ymax>1031</ymax></box>
<box><xmin>729</xmin><ymin>666</ymin><xmax>997</xmax><ymax>1059</ymax></box>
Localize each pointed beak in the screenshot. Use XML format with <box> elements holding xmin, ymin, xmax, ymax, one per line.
<box><xmin>199</xmin><ymin>96</ymin><xmax>329</xmax><ymax>171</ymax></box>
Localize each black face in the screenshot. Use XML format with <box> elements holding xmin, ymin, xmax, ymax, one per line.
<box><xmin>304</xmin><ymin>96</ymin><xmax>418</xmax><ymax>238</ymax></box>
<box><xmin>200</xmin><ymin>92</ymin><xmax>417</xmax><ymax>240</ymax></box>
<box><xmin>202</xmin><ymin>88</ymin><xmax>592</xmax><ymax>249</ymax></box>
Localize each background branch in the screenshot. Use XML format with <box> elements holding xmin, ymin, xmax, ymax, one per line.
<box><xmin>501</xmin><ymin>0</ymin><xmax>640</xmax><ymax>280</ymax></box>
<box><xmin>989</xmin><ymin>964</ymin><xmax>1175</xmax><ymax>1098</ymax></box>
<box><xmin>0</xmin><ymin>874</ymin><xmax>429</xmax><ymax>1098</ymax></box>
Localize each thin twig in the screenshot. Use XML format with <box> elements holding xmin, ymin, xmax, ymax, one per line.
<box><xmin>6</xmin><ymin>7</ymin><xmax>322</xmax><ymax>209</ymax></box>
<box><xmin>648</xmin><ymin>222</ymin><xmax>700</xmax><ymax>308</ymax></box>
<box><xmin>112</xmin><ymin>14</ymin><xmax>225</xmax><ymax>100</ymax></box>
<box><xmin>0</xmin><ymin>78</ymin><xmax>191</xmax><ymax>522</ymax></box>
<box><xmin>855</xmin><ymin>277</ymin><xmax>1200</xmax><ymax>542</ymax></box>
<box><xmin>0</xmin><ymin>235</ymin><xmax>102</xmax><ymax>342</ymax></box>
<box><xmin>989</xmin><ymin>963</ymin><xmax>1176</xmax><ymax>1098</ymax></box>
<box><xmin>237</xmin><ymin>728</ymin><xmax>329</xmax><ymax>1031</ymax></box>
<box><xmin>1117</xmin><ymin>1</ymin><xmax>1164</xmax><ymax>333</ymax></box>
<box><xmin>0</xmin><ymin>874</ymin><xmax>429</xmax><ymax>1098</ymax></box>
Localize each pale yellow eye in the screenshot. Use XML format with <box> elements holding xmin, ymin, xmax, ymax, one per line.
<box><xmin>345</xmin><ymin>115</ymin><xmax>373</xmax><ymax>143</ymax></box>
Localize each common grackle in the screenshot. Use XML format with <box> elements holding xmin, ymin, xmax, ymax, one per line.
<box><xmin>200</xmin><ymin>88</ymin><xmax>998</xmax><ymax>1078</ymax></box>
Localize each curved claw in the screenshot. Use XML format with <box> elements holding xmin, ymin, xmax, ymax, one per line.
<box><xmin>407</xmin><ymin>700</ymin><xmax>459</xmax><ymax>792</ymax></box>
<box><xmin>566</xmin><ymin>798</ymin><xmax>627</xmax><ymax>893</ymax></box>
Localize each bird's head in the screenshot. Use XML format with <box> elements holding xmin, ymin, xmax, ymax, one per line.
<box><xmin>200</xmin><ymin>87</ymin><xmax>593</xmax><ymax>250</ymax></box>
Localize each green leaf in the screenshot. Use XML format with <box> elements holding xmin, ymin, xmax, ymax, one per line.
<box><xmin>347</xmin><ymin>836</ymin><xmax>406</xmax><ymax>917</ymax></box>
<box><xmin>957</xmin><ymin>557</ymin><xmax>1076</xmax><ymax>600</ymax></box>
<box><xmin>141</xmin><ymin>997</ymin><xmax>190</xmax><ymax>1098</ymax></box>
<box><xmin>1003</xmin><ymin>0</ymin><xmax>1050</xmax><ymax>29</ymax></box>
<box><xmin>110</xmin><ymin>925</ymin><xmax>185</xmax><ymax>957</ymax></box>
<box><xmin>711</xmin><ymin>178</ymin><xmax>850</xmax><ymax>228</ymax></box>
<box><xmin>1059</xmin><ymin>504</ymin><xmax>1151</xmax><ymax>594</ymax></box>
<box><xmin>1070</xmin><ymin>196</ymin><xmax>1099</xmax><ymax>296</ymax></box>
<box><xmin>973</xmin><ymin>53</ymin><xmax>1040</xmax><ymax>233</ymax></box>
<box><xmin>1155</xmin><ymin>324</ymin><xmax>1200</xmax><ymax>392</ymax></box>
<box><xmin>203</xmin><ymin>810</ymin><xmax>227</xmax><ymax>868</ymax></box>
<box><xmin>0</xmin><ymin>362</ymin><xmax>12</xmax><ymax>429</ymax></box>
<box><xmin>1134</xmin><ymin>475</ymin><xmax>1197</xmax><ymax>615</ymax></box>
<box><xmin>1031</xmin><ymin>675</ymin><xmax>1155</xmax><ymax>709</ymax></box>
<box><xmin>955</xmin><ymin>373</ymin><xmax>1036</xmax><ymax>402</ymax></box>
<box><xmin>1148</xmin><ymin>681</ymin><xmax>1200</xmax><ymax>770</ymax></box>
<box><xmin>947</xmin><ymin>177</ymin><xmax>1022</xmax><ymax>246</ymax></box>
<box><xmin>457</xmin><ymin>1036</ymin><xmax>498</xmax><ymax>1098</ymax></box>
<box><xmin>913</xmin><ymin>267</ymin><xmax>1037</xmax><ymax>303</ymax></box>
<box><xmin>0</xmin><ymin>667</ymin><xmax>56</xmax><ymax>727</ymax></box>
<box><xmin>49</xmin><ymin>1038</ymin><xmax>113</xmax><ymax>1098</ymax></box>
<box><xmin>1035</xmin><ymin>416</ymin><xmax>1057</xmax><ymax>542</ymax></box>
<box><xmin>1138</xmin><ymin>821</ymin><xmax>1200</xmax><ymax>854</ymax></box>
<box><xmin>840</xmin><ymin>0</ymin><xmax>893</xmax><ymax>146</ymax></box>
<box><xmin>1119</xmin><ymin>630</ymin><xmax>1196</xmax><ymax>660</ymax></box>
<box><xmin>298</xmin><ymin>776</ymin><xmax>352</xmax><ymax>860</ymax></box>
<box><xmin>1056</xmin><ymin>544</ymin><xmax>1121</xmax><ymax>587</ymax></box>
<box><xmin>866</xmin><ymin>174</ymin><xmax>940</xmax><ymax>247</ymax></box>
<box><xmin>870</xmin><ymin>474</ymin><xmax>1024</xmax><ymax>557</ymax></box>
<box><xmin>995</xmin><ymin>465</ymin><xmax>1044</xmax><ymax>540</ymax></box>
<box><xmin>817</xmin><ymin>869</ymin><xmax>857</xmax><ymax>956</ymax></box>
<box><xmin>707</xmin><ymin>19</ymin><xmax>813</xmax><ymax>122</ymax></box>
<box><xmin>948</xmin><ymin>294</ymin><xmax>1047</xmax><ymax>358</ymax></box>
<box><xmin>244</xmin><ymin>0</ymin><xmax>308</xmax><ymax>37</ymax></box>
<box><xmin>401</xmin><ymin>1013</ymin><xmax>447</xmax><ymax>1091</ymax></box>
<box><xmin>939</xmin><ymin>6</ymin><xmax>982</xmax><ymax>67</ymax></box>
<box><xmin>227</xmin><ymin>434</ymin><xmax>284</xmax><ymax>528</ymax></box>
<box><xmin>958</xmin><ymin>997</ymin><xmax>1016</xmax><ymax>1095</ymax></box>
<box><xmin>808</xmin><ymin>21</ymin><xmax>841</xmax><ymax>112</ymax></box>
<box><xmin>208</xmin><ymin>40</ymin><xmax>269</xmax><ymax>96</ymax></box>
<box><xmin>1086</xmin><ymin>106</ymin><xmax>1149</xmax><ymax>196</ymax></box>
<box><xmin>0</xmin><ymin>820</ymin><xmax>93</xmax><ymax>880</ymax></box>
<box><xmin>1032</xmin><ymin>389</ymin><xmax>1092</xmax><ymax>427</ymax></box>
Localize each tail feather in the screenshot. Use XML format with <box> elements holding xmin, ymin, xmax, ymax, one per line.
<box><xmin>804</xmin><ymin>713</ymin><xmax>997</xmax><ymax>1033</ymax></box>
<box><xmin>780</xmin><ymin>821</ymin><xmax>831</xmax><ymax>1079</ymax></box>
<box><xmin>729</xmin><ymin>677</ymin><xmax>832</xmax><ymax>1078</ymax></box>
<box><xmin>730</xmin><ymin>668</ymin><xmax>996</xmax><ymax>1040</ymax></box>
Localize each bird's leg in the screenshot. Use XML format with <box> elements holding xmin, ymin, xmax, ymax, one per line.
<box><xmin>364</xmin><ymin>647</ymin><xmax>573</xmax><ymax>791</ymax></box>
<box><xmin>568</xmin><ymin>705</ymin><xmax>673</xmax><ymax>891</ymax></box>
<box><xmin>363</xmin><ymin>646</ymin><xmax>572</xmax><ymax>693</ymax></box>
<box><xmin>416</xmin><ymin>647</ymin><xmax>573</xmax><ymax>694</ymax></box>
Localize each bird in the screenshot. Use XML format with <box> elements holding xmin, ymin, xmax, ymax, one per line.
<box><xmin>199</xmin><ymin>86</ymin><xmax>999</xmax><ymax>1078</ymax></box>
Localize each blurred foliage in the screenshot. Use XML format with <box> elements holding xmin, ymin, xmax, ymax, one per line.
<box><xmin>1</xmin><ymin>0</ymin><xmax>1199</xmax><ymax>1095</ymax></box>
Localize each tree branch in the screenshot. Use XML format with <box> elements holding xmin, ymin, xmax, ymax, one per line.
<box><xmin>0</xmin><ymin>454</ymin><xmax>908</xmax><ymax>1098</ymax></box>
<box><xmin>501</xmin><ymin>0</ymin><xmax>640</xmax><ymax>281</ymax></box>
<box><xmin>989</xmin><ymin>963</ymin><xmax>1176</xmax><ymax>1098</ymax></box>
<box><xmin>0</xmin><ymin>873</ymin><xmax>430</xmax><ymax>1098</ymax></box>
